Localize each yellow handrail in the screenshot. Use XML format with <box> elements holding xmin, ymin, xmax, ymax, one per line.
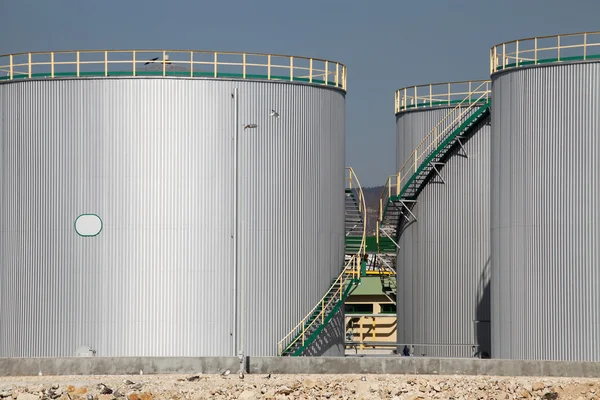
<box><xmin>395</xmin><ymin>80</ymin><xmax>490</xmax><ymax>114</ymax></box>
<box><xmin>0</xmin><ymin>49</ymin><xmax>347</xmax><ymax>91</ymax></box>
<box><xmin>379</xmin><ymin>81</ymin><xmax>491</xmax><ymax>222</ymax></box>
<box><xmin>277</xmin><ymin>167</ymin><xmax>367</xmax><ymax>355</ymax></box>
<box><xmin>490</xmin><ymin>30</ymin><xmax>600</xmax><ymax>74</ymax></box>
<box><xmin>277</xmin><ymin>255</ymin><xmax>361</xmax><ymax>355</ymax></box>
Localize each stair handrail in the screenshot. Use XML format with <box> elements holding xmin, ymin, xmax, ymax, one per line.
<box><xmin>345</xmin><ymin>167</ymin><xmax>367</xmax><ymax>253</ymax></box>
<box><xmin>377</xmin><ymin>175</ymin><xmax>398</xmax><ymax>223</ymax></box>
<box><xmin>398</xmin><ymin>81</ymin><xmax>491</xmax><ymax>186</ymax></box>
<box><xmin>277</xmin><ymin>255</ymin><xmax>361</xmax><ymax>355</ymax></box>
<box><xmin>277</xmin><ymin>168</ymin><xmax>367</xmax><ymax>356</ymax></box>
<box><xmin>397</xmin><ymin>81</ymin><xmax>491</xmax><ymax>196</ymax></box>
<box><xmin>378</xmin><ymin>81</ymin><xmax>491</xmax><ymax>222</ymax></box>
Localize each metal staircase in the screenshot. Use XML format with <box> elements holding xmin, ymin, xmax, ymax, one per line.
<box><xmin>278</xmin><ymin>257</ymin><xmax>362</xmax><ymax>356</ymax></box>
<box><xmin>344</xmin><ymin>170</ymin><xmax>365</xmax><ymax>255</ymax></box>
<box><xmin>277</xmin><ymin>167</ymin><xmax>367</xmax><ymax>356</ymax></box>
<box><xmin>377</xmin><ymin>81</ymin><xmax>491</xmax><ymax>247</ymax></box>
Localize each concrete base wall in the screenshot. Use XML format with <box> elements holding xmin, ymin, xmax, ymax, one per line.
<box><xmin>2</xmin><ymin>357</ymin><xmax>600</xmax><ymax>378</ymax></box>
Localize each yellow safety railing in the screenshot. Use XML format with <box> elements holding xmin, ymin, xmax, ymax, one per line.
<box><xmin>395</xmin><ymin>80</ymin><xmax>490</xmax><ymax>113</ymax></box>
<box><xmin>277</xmin><ymin>167</ymin><xmax>366</xmax><ymax>356</ymax></box>
<box><xmin>490</xmin><ymin>31</ymin><xmax>600</xmax><ymax>74</ymax></box>
<box><xmin>0</xmin><ymin>50</ymin><xmax>347</xmax><ymax>91</ymax></box>
<box><xmin>365</xmin><ymin>270</ymin><xmax>395</xmax><ymax>276</ymax></box>
<box><xmin>379</xmin><ymin>81</ymin><xmax>491</xmax><ymax>221</ymax></box>
<box><xmin>345</xmin><ymin>313</ymin><xmax>398</xmax><ymax>350</ymax></box>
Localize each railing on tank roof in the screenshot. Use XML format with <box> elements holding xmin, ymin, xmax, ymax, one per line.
<box><xmin>0</xmin><ymin>50</ymin><xmax>347</xmax><ymax>90</ymax></box>
<box><xmin>395</xmin><ymin>80</ymin><xmax>490</xmax><ymax>113</ymax></box>
<box><xmin>490</xmin><ymin>31</ymin><xmax>600</xmax><ymax>74</ymax></box>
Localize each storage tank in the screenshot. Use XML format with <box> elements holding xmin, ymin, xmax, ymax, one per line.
<box><xmin>393</xmin><ymin>80</ymin><xmax>491</xmax><ymax>357</ymax></box>
<box><xmin>491</xmin><ymin>31</ymin><xmax>600</xmax><ymax>361</ymax></box>
<box><xmin>0</xmin><ymin>49</ymin><xmax>347</xmax><ymax>357</ymax></box>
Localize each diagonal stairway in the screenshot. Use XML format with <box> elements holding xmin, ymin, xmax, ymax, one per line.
<box><xmin>344</xmin><ymin>186</ymin><xmax>364</xmax><ymax>255</ymax></box>
<box><xmin>278</xmin><ymin>260</ymin><xmax>361</xmax><ymax>356</ymax></box>
<box><xmin>378</xmin><ymin>84</ymin><xmax>491</xmax><ymax>247</ymax></box>
<box><xmin>277</xmin><ymin>167</ymin><xmax>367</xmax><ymax>356</ymax></box>
<box><xmin>399</xmin><ymin>101</ymin><xmax>491</xmax><ymax>200</ymax></box>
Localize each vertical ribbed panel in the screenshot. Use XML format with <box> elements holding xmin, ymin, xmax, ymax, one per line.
<box><xmin>491</xmin><ymin>61</ymin><xmax>600</xmax><ymax>361</ymax></box>
<box><xmin>0</xmin><ymin>77</ymin><xmax>345</xmax><ymax>357</ymax></box>
<box><xmin>237</xmin><ymin>83</ymin><xmax>345</xmax><ymax>357</ymax></box>
<box><xmin>395</xmin><ymin>107</ymin><xmax>491</xmax><ymax>358</ymax></box>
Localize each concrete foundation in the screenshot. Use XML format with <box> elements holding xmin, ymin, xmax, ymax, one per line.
<box><xmin>1</xmin><ymin>357</ymin><xmax>600</xmax><ymax>378</ymax></box>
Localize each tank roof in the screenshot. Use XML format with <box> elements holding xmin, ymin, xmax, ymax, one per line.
<box><xmin>0</xmin><ymin>49</ymin><xmax>346</xmax><ymax>91</ymax></box>
<box><xmin>490</xmin><ymin>30</ymin><xmax>600</xmax><ymax>74</ymax></box>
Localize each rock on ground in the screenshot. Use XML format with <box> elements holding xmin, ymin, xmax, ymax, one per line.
<box><xmin>0</xmin><ymin>373</ymin><xmax>598</xmax><ymax>399</ymax></box>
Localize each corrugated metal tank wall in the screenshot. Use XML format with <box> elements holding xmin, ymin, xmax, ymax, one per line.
<box><xmin>0</xmin><ymin>77</ymin><xmax>345</xmax><ymax>357</ymax></box>
<box><xmin>396</xmin><ymin>106</ymin><xmax>491</xmax><ymax>357</ymax></box>
<box><xmin>491</xmin><ymin>61</ymin><xmax>600</xmax><ymax>361</ymax></box>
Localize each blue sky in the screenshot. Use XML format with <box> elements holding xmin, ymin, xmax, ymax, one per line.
<box><xmin>1</xmin><ymin>0</ymin><xmax>599</xmax><ymax>187</ymax></box>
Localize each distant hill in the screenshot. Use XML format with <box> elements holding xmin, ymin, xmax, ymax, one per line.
<box><xmin>360</xmin><ymin>185</ymin><xmax>385</xmax><ymax>235</ymax></box>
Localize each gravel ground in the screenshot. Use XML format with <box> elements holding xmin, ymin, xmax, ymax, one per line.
<box><xmin>0</xmin><ymin>373</ymin><xmax>599</xmax><ymax>399</ymax></box>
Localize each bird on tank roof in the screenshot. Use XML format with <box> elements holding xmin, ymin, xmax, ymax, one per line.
<box><xmin>244</xmin><ymin>124</ymin><xmax>258</xmax><ymax>129</ymax></box>
<box><xmin>144</xmin><ymin>54</ymin><xmax>171</xmax><ymax>65</ymax></box>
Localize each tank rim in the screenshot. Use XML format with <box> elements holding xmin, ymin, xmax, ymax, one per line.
<box><xmin>0</xmin><ymin>49</ymin><xmax>347</xmax><ymax>92</ymax></box>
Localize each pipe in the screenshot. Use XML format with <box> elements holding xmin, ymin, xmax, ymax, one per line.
<box><xmin>232</xmin><ymin>88</ymin><xmax>240</xmax><ymax>358</ymax></box>
<box><xmin>233</xmin><ymin>88</ymin><xmax>246</xmax><ymax>374</ymax></box>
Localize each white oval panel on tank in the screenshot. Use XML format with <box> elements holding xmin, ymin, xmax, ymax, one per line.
<box><xmin>74</xmin><ymin>214</ymin><xmax>102</xmax><ymax>237</ymax></box>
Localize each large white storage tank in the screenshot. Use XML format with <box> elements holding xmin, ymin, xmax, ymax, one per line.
<box><xmin>491</xmin><ymin>32</ymin><xmax>600</xmax><ymax>361</ymax></box>
<box><xmin>393</xmin><ymin>81</ymin><xmax>491</xmax><ymax>357</ymax></box>
<box><xmin>0</xmin><ymin>49</ymin><xmax>347</xmax><ymax>357</ymax></box>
